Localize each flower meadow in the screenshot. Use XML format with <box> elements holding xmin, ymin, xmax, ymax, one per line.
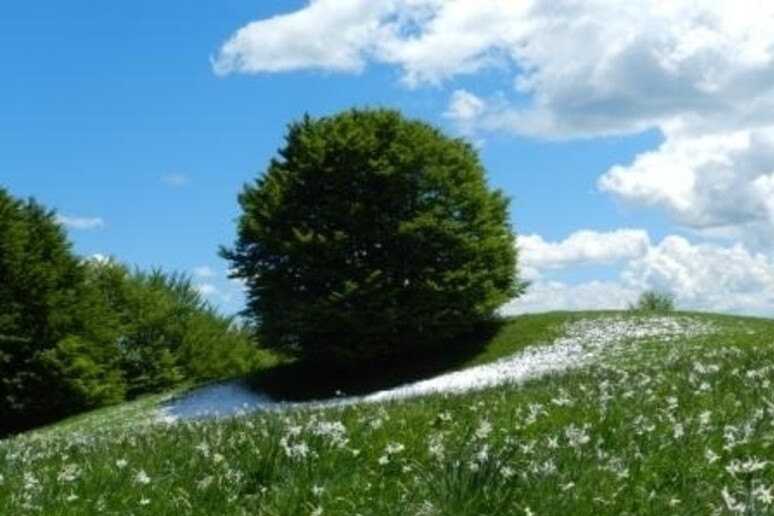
<box><xmin>1</xmin><ymin>313</ymin><xmax>772</xmax><ymax>515</ymax></box>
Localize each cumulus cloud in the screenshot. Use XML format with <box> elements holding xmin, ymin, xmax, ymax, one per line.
<box><xmin>214</xmin><ymin>0</ymin><xmax>774</xmax><ymax>248</ymax></box>
<box><xmin>501</xmin><ymin>280</ymin><xmax>637</xmax><ymax>316</ymax></box>
<box><xmin>217</xmin><ymin>1</ymin><xmax>774</xmax><ymax>311</ymax></box>
<box><xmin>599</xmin><ymin>125</ymin><xmax>774</xmax><ymax>247</ymax></box>
<box><xmin>194</xmin><ymin>283</ymin><xmax>220</xmax><ymax>297</ymax></box>
<box><xmin>192</xmin><ymin>266</ymin><xmax>216</xmax><ymax>279</ymax></box>
<box><xmin>163</xmin><ymin>173</ymin><xmax>188</xmax><ymax>188</ymax></box>
<box><xmin>56</xmin><ymin>215</ymin><xmax>105</xmax><ymax>230</ymax></box>
<box><xmin>191</xmin><ymin>267</ymin><xmax>245</xmax><ymax>311</ymax></box>
<box><xmin>519</xmin><ymin>229</ymin><xmax>650</xmax><ymax>270</ymax></box>
<box><xmin>625</xmin><ymin>235</ymin><xmax>774</xmax><ymax>314</ymax></box>
<box><xmin>212</xmin><ymin>0</ymin><xmax>392</xmax><ymax>75</ymax></box>
<box><xmin>509</xmin><ymin>231</ymin><xmax>774</xmax><ymax>316</ymax></box>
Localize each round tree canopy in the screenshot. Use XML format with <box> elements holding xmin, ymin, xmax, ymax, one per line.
<box><xmin>222</xmin><ymin>108</ymin><xmax>522</xmax><ymax>363</ymax></box>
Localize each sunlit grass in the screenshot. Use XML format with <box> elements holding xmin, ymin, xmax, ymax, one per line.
<box><xmin>1</xmin><ymin>312</ymin><xmax>772</xmax><ymax>515</ymax></box>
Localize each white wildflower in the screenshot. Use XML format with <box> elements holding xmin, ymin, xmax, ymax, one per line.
<box><xmin>195</xmin><ymin>442</ymin><xmax>210</xmax><ymax>457</ymax></box>
<box><xmin>475</xmin><ymin>420</ymin><xmax>493</xmax><ymax>440</ymax></box>
<box><xmin>57</xmin><ymin>463</ymin><xmax>81</xmax><ymax>483</ymax></box>
<box><xmin>309</xmin><ymin>420</ymin><xmax>349</xmax><ymax>448</ymax></box>
<box><xmin>428</xmin><ymin>435</ymin><xmax>445</xmax><ymax>460</ymax></box>
<box><xmin>286</xmin><ymin>425</ymin><xmax>303</xmax><ymax>437</ymax></box>
<box><xmin>283</xmin><ymin>441</ymin><xmax>310</xmax><ymax>460</ymax></box>
<box><xmin>139</xmin><ymin>497</ymin><xmax>151</xmax><ymax>506</ymax></box>
<box><xmin>23</xmin><ymin>472</ymin><xmax>39</xmax><ymax>491</ymax></box>
<box><xmin>134</xmin><ymin>469</ymin><xmax>151</xmax><ymax>485</ymax></box>
<box><xmin>705</xmin><ymin>449</ymin><xmax>720</xmax><ymax>464</ymax></box>
<box><xmin>115</xmin><ymin>458</ymin><xmax>128</xmax><ymax>469</ymax></box>
<box><xmin>551</xmin><ymin>390</ymin><xmax>574</xmax><ymax>407</ymax></box>
<box><xmin>564</xmin><ymin>424</ymin><xmax>591</xmax><ymax>448</ymax></box>
<box><xmin>754</xmin><ymin>484</ymin><xmax>773</xmax><ymax>506</ymax></box>
<box><xmin>500</xmin><ymin>465</ymin><xmax>515</xmax><ymax>479</ymax></box>
<box><xmin>310</xmin><ymin>506</ymin><xmax>324</xmax><ymax>516</ymax></box>
<box><xmin>721</xmin><ymin>487</ymin><xmax>747</xmax><ymax>513</ymax></box>
<box><xmin>475</xmin><ymin>445</ymin><xmax>490</xmax><ymax>463</ymax></box>
<box><xmin>196</xmin><ymin>476</ymin><xmax>214</xmax><ymax>491</ymax></box>
<box><xmin>726</xmin><ymin>457</ymin><xmax>768</xmax><ymax>476</ymax></box>
<box><xmin>385</xmin><ymin>442</ymin><xmax>405</xmax><ymax>455</ymax></box>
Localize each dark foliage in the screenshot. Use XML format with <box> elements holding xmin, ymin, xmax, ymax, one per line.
<box><xmin>85</xmin><ymin>261</ymin><xmax>264</xmax><ymax>398</ymax></box>
<box><xmin>0</xmin><ymin>188</ymin><xmax>268</xmax><ymax>436</ymax></box>
<box><xmin>222</xmin><ymin>108</ymin><xmax>523</xmax><ymax>363</ymax></box>
<box><xmin>0</xmin><ymin>188</ymin><xmax>123</xmax><ymax>434</ymax></box>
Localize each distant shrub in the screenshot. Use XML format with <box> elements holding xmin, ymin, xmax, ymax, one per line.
<box><xmin>85</xmin><ymin>261</ymin><xmax>266</xmax><ymax>398</ymax></box>
<box><xmin>628</xmin><ymin>290</ymin><xmax>676</xmax><ymax>312</ymax></box>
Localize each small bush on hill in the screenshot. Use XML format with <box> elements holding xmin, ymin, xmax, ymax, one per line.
<box><xmin>628</xmin><ymin>289</ymin><xmax>676</xmax><ymax>312</ymax></box>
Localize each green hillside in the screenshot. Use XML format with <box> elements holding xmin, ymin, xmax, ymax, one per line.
<box><xmin>1</xmin><ymin>312</ymin><xmax>772</xmax><ymax>515</ymax></box>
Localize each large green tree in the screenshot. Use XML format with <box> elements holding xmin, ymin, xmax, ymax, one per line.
<box><xmin>0</xmin><ymin>188</ymin><xmax>124</xmax><ymax>435</ymax></box>
<box><xmin>0</xmin><ymin>187</ymin><xmax>266</xmax><ymax>436</ymax></box>
<box><xmin>222</xmin><ymin>108</ymin><xmax>523</xmax><ymax>363</ymax></box>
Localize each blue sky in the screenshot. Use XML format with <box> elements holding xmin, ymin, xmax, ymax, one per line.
<box><xmin>3</xmin><ymin>1</ymin><xmax>774</xmax><ymax>316</ymax></box>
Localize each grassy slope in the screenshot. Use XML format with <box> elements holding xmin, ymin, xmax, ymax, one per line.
<box><xmin>1</xmin><ymin>311</ymin><xmax>773</xmax><ymax>515</ymax></box>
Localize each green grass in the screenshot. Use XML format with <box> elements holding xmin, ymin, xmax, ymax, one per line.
<box><xmin>1</xmin><ymin>311</ymin><xmax>773</xmax><ymax>515</ymax></box>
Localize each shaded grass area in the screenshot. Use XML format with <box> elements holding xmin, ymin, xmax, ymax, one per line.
<box><xmin>245</xmin><ymin>312</ymin><xmax>569</xmax><ymax>401</ymax></box>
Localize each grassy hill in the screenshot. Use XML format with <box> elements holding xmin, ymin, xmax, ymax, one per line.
<box><xmin>1</xmin><ymin>311</ymin><xmax>772</xmax><ymax>515</ymax></box>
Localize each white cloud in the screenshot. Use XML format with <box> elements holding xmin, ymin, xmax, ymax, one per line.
<box><xmin>218</xmin><ymin>1</ymin><xmax>774</xmax><ymax>294</ymax></box>
<box><xmin>502</xmin><ymin>280</ymin><xmax>637</xmax><ymax>316</ymax></box>
<box><xmin>163</xmin><ymin>173</ymin><xmax>188</xmax><ymax>188</ymax></box>
<box><xmin>599</xmin><ymin>126</ymin><xmax>774</xmax><ymax>247</ymax></box>
<box><xmin>195</xmin><ymin>283</ymin><xmax>219</xmax><ymax>297</ymax></box>
<box><xmin>510</xmin><ymin>230</ymin><xmax>774</xmax><ymax>316</ymax></box>
<box><xmin>625</xmin><ymin>235</ymin><xmax>774</xmax><ymax>315</ymax></box>
<box><xmin>192</xmin><ymin>266</ymin><xmax>216</xmax><ymax>279</ymax></box>
<box><xmin>56</xmin><ymin>215</ymin><xmax>105</xmax><ymax>230</ymax></box>
<box><xmin>212</xmin><ymin>0</ymin><xmax>392</xmax><ymax>75</ymax></box>
<box><xmin>191</xmin><ymin>267</ymin><xmax>244</xmax><ymax>309</ymax></box>
<box><xmin>520</xmin><ymin>229</ymin><xmax>650</xmax><ymax>270</ymax></box>
<box><xmin>87</xmin><ymin>253</ymin><xmax>111</xmax><ymax>264</ymax></box>
<box><xmin>444</xmin><ymin>89</ymin><xmax>486</xmax><ymax>134</ymax></box>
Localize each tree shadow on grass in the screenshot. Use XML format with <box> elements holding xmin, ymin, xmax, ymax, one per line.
<box><xmin>245</xmin><ymin>321</ymin><xmax>503</xmax><ymax>402</ymax></box>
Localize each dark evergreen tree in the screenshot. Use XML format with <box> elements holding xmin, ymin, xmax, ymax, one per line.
<box><xmin>0</xmin><ymin>188</ymin><xmax>124</xmax><ymax>435</ymax></box>
<box><xmin>222</xmin><ymin>108</ymin><xmax>523</xmax><ymax>363</ymax></box>
<box><xmin>0</xmin><ymin>187</ymin><xmax>266</xmax><ymax>436</ymax></box>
